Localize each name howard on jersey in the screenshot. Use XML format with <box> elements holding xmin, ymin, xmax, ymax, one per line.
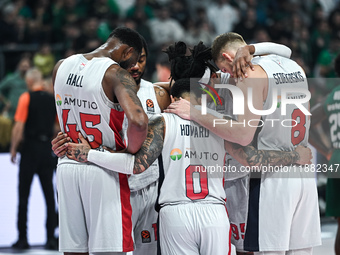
<box><xmin>273</xmin><ymin>71</ymin><xmax>304</xmax><ymax>85</ymax></box>
<box><xmin>180</xmin><ymin>124</ymin><xmax>210</xmax><ymax>137</ymax></box>
<box><xmin>66</xmin><ymin>73</ymin><xmax>84</xmax><ymax>87</ymax></box>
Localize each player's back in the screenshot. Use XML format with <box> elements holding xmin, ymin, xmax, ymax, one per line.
<box><xmin>159</xmin><ymin>113</ymin><xmax>226</xmax><ymax>206</ymax></box>
<box><xmin>252</xmin><ymin>55</ymin><xmax>310</xmax><ymax>151</ymax></box>
<box><xmin>54</xmin><ymin>54</ymin><xmax>128</xmax><ymax>164</ymax></box>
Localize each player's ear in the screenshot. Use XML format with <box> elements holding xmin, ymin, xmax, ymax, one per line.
<box><xmin>210</xmin><ymin>72</ymin><xmax>218</xmax><ymax>79</ymax></box>
<box><xmin>122</xmin><ymin>46</ymin><xmax>134</xmax><ymax>60</ymax></box>
<box><xmin>222</xmin><ymin>52</ymin><xmax>233</xmax><ymax>63</ymax></box>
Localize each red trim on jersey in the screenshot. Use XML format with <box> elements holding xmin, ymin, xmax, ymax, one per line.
<box><xmin>223</xmin><ymin>152</ymin><xmax>227</xmax><ymax>188</ymax></box>
<box><xmin>228</xmin><ymin>226</ymin><xmax>231</xmax><ymax>255</ymax></box>
<box><xmin>109</xmin><ymin>109</ymin><xmax>126</xmax><ymax>150</ymax></box>
<box><xmin>225</xmin><ymin>203</ymin><xmax>229</xmax><ymax>218</ymax></box>
<box><xmin>119</xmin><ymin>173</ymin><xmax>133</xmax><ymax>252</ymax></box>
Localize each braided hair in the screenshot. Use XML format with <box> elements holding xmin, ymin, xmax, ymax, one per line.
<box><xmin>164</xmin><ymin>41</ymin><xmax>217</xmax><ymax>84</ymax></box>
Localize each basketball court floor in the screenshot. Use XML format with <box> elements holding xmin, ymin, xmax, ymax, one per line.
<box><xmin>0</xmin><ymin>218</ymin><xmax>337</xmax><ymax>255</ymax></box>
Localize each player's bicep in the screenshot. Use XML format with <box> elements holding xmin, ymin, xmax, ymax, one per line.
<box><xmin>154</xmin><ymin>85</ymin><xmax>170</xmax><ymax>112</ymax></box>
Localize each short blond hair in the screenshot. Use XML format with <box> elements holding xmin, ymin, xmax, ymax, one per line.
<box><xmin>212</xmin><ymin>32</ymin><xmax>246</xmax><ymax>61</ymax></box>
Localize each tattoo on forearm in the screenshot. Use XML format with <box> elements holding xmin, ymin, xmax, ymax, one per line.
<box><xmin>116</xmin><ymin>68</ymin><xmax>142</xmax><ymax>107</ymax></box>
<box><xmin>230</xmin><ymin>143</ymin><xmax>300</xmax><ymax>167</ymax></box>
<box><xmin>134</xmin><ymin>116</ymin><xmax>165</xmax><ymax>174</ymax></box>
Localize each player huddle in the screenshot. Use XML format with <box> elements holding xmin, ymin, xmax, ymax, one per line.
<box><xmin>52</xmin><ymin>27</ymin><xmax>321</xmax><ymax>255</ymax></box>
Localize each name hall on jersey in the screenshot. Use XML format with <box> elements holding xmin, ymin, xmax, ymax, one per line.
<box><xmin>66</xmin><ymin>73</ymin><xmax>84</xmax><ymax>87</ymax></box>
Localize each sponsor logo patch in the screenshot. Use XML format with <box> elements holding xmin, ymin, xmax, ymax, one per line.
<box><xmin>146</xmin><ymin>99</ymin><xmax>154</xmax><ymax>112</ymax></box>
<box><xmin>141</xmin><ymin>230</ymin><xmax>151</xmax><ymax>243</ymax></box>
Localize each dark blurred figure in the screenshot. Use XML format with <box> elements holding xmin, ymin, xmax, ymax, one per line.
<box><xmin>73</xmin><ymin>17</ymin><xmax>101</xmax><ymax>53</ymax></box>
<box><xmin>310</xmin><ymin>18</ymin><xmax>331</xmax><ymax>67</ymax></box>
<box><xmin>170</xmin><ymin>0</ymin><xmax>189</xmax><ymax>27</ymax></box>
<box><xmin>207</xmin><ymin>0</ymin><xmax>239</xmax><ymax>35</ymax></box>
<box><xmin>328</xmin><ymin>6</ymin><xmax>340</xmax><ymax>37</ymax></box>
<box><xmin>28</xmin><ymin>0</ymin><xmax>53</xmax><ymax>44</ymax></box>
<box><xmin>147</xmin><ymin>5</ymin><xmax>185</xmax><ymax>47</ymax></box>
<box><xmin>0</xmin><ymin>56</ymin><xmax>31</xmax><ymax>121</ymax></box>
<box><xmin>91</xmin><ymin>0</ymin><xmax>120</xmax><ymax>19</ymax></box>
<box><xmin>10</xmin><ymin>68</ymin><xmax>58</xmax><ymax>250</ymax></box>
<box><xmin>126</xmin><ymin>0</ymin><xmax>154</xmax><ymax>20</ymax></box>
<box><xmin>234</xmin><ymin>8</ymin><xmax>260</xmax><ymax>42</ymax></box>
<box><xmin>0</xmin><ymin>3</ymin><xmax>21</xmax><ymax>45</ymax></box>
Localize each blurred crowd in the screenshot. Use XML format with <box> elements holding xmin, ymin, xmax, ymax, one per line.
<box><xmin>0</xmin><ymin>0</ymin><xmax>340</xmax><ymax>152</ymax></box>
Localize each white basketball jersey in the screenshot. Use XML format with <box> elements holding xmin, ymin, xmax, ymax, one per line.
<box><xmin>54</xmin><ymin>54</ymin><xmax>128</xmax><ymax>165</ymax></box>
<box><xmin>158</xmin><ymin>113</ymin><xmax>226</xmax><ymax>206</ymax></box>
<box><xmin>204</xmin><ymin>72</ymin><xmax>245</xmax><ymax>180</ymax></box>
<box><xmin>128</xmin><ymin>79</ymin><xmax>161</xmax><ymax>191</ymax></box>
<box><xmin>138</xmin><ymin>79</ymin><xmax>161</xmax><ymax>117</ymax></box>
<box><xmin>252</xmin><ymin>55</ymin><xmax>310</xmax><ymax>151</ymax></box>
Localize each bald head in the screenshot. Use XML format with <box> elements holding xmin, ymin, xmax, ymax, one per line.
<box><xmin>25</xmin><ymin>68</ymin><xmax>43</xmax><ymax>90</ymax></box>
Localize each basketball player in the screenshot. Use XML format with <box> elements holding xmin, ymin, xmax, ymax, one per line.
<box><xmin>53</xmin><ymin>36</ymin><xmax>169</xmax><ymax>255</ymax></box>
<box><xmin>163</xmin><ymin>40</ymin><xmax>313</xmax><ymax>255</ymax></box>
<box><xmin>309</xmin><ymin>53</ymin><xmax>340</xmax><ymax>255</ymax></box>
<box><xmin>52</xmin><ymin>40</ymin><xmax>304</xmax><ymax>255</ymax></box>
<box><xmin>166</xmin><ymin>33</ymin><xmax>321</xmax><ymax>254</ymax></box>
<box><xmin>60</xmin><ymin>78</ymin><xmax>230</xmax><ymax>255</ymax></box>
<box><xmin>52</xmin><ymin>27</ymin><xmax>148</xmax><ymax>255</ymax></box>
<box><xmin>60</xmin><ymin>77</ymin><xmax>310</xmax><ymax>255</ymax></box>
<box><xmin>128</xmin><ymin>37</ymin><xmax>169</xmax><ymax>255</ymax></box>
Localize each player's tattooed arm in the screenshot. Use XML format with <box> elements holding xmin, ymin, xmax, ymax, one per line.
<box><xmin>133</xmin><ymin>115</ymin><xmax>165</xmax><ymax>174</ymax></box>
<box><xmin>115</xmin><ymin>67</ymin><xmax>140</xmax><ymax>104</ymax></box>
<box><xmin>224</xmin><ymin>141</ymin><xmax>312</xmax><ymax>168</ymax></box>
<box><xmin>110</xmin><ymin>66</ymin><xmax>148</xmax><ymax>154</ymax></box>
<box><xmin>65</xmin><ymin>115</ymin><xmax>165</xmax><ymax>175</ymax></box>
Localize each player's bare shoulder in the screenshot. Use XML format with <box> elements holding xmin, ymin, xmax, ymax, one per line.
<box><xmin>153</xmin><ymin>85</ymin><xmax>170</xmax><ymax>111</ymax></box>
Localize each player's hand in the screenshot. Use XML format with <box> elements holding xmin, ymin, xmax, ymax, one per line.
<box><xmin>232</xmin><ymin>45</ymin><xmax>255</xmax><ymax>82</ymax></box>
<box><xmin>295</xmin><ymin>145</ymin><xmax>313</xmax><ymax>165</ymax></box>
<box><xmin>51</xmin><ymin>132</ymin><xmax>70</xmax><ymax>157</ymax></box>
<box><xmin>66</xmin><ymin>133</ymin><xmax>90</xmax><ymax>163</ymax></box>
<box><xmin>10</xmin><ymin>149</ymin><xmax>16</xmax><ymax>164</ymax></box>
<box><xmin>164</xmin><ymin>97</ymin><xmax>191</xmax><ymax>120</ymax></box>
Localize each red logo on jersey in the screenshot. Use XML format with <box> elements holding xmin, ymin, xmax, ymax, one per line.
<box><xmin>146</xmin><ymin>99</ymin><xmax>154</xmax><ymax>112</ymax></box>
